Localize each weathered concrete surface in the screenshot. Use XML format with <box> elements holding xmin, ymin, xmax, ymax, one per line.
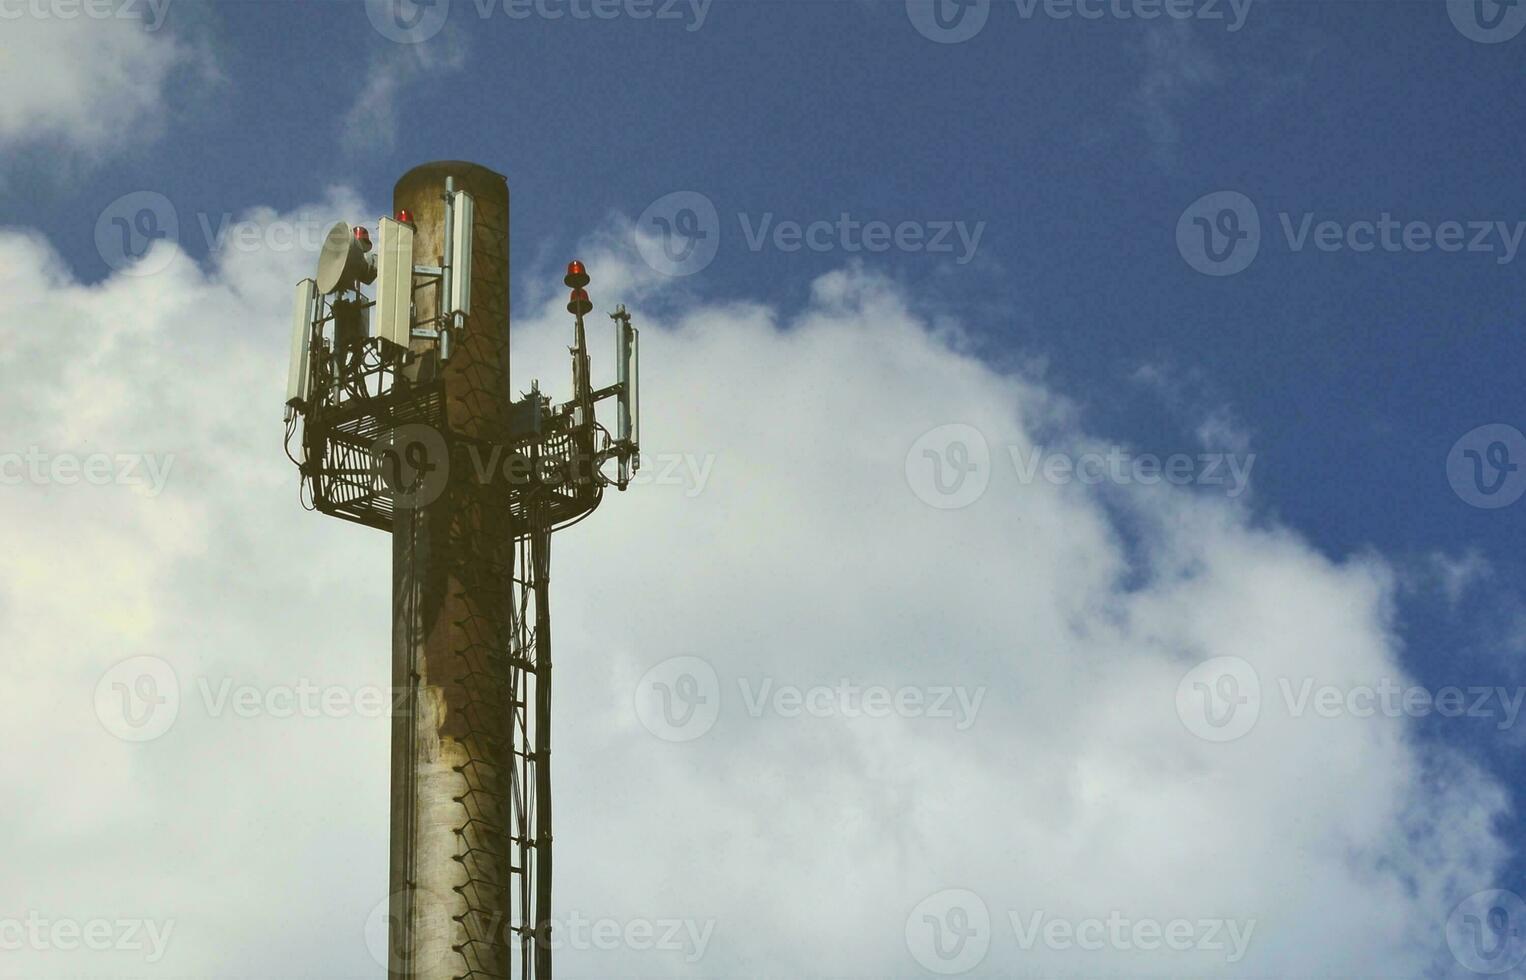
<box><xmin>390</xmin><ymin>161</ymin><xmax>516</xmax><ymax>980</ymax></box>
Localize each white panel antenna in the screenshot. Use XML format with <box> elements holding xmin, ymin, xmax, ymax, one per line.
<box><xmin>613</xmin><ymin>308</ymin><xmax>640</xmax><ymax>484</ymax></box>
<box><xmin>630</xmin><ymin>324</ymin><xmax>640</xmax><ymax>470</ymax></box>
<box><xmin>375</xmin><ymin>217</ymin><xmax>416</xmax><ymax>349</ymax></box>
<box><xmin>448</xmin><ymin>190</ymin><xmax>474</xmax><ymax>318</ymax></box>
<box><xmin>287</xmin><ymin>278</ymin><xmax>318</xmax><ymax>410</ymax></box>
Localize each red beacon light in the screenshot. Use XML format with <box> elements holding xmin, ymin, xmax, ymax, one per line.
<box><xmin>395</xmin><ymin>209</ymin><xmax>414</xmax><ymax>226</ymax></box>
<box><xmin>566</xmin><ymin>287</ymin><xmax>592</xmax><ymax>317</ymax></box>
<box><xmin>564</xmin><ymin>260</ymin><xmax>589</xmax><ymax>290</ymax></box>
<box><xmin>353</xmin><ymin>226</ymin><xmax>372</xmax><ymax>252</ymax></box>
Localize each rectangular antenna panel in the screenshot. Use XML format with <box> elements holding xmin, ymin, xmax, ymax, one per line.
<box><xmin>287</xmin><ymin>278</ymin><xmax>317</xmax><ymax>405</ymax></box>
<box><xmin>616</xmin><ymin>318</ymin><xmax>632</xmax><ymax>444</ymax></box>
<box><xmin>448</xmin><ymin>190</ymin><xmax>474</xmax><ymax>317</ymax></box>
<box><xmin>375</xmin><ymin>217</ymin><xmax>415</xmax><ymax>348</ymax></box>
<box><xmin>630</xmin><ymin>324</ymin><xmax>640</xmax><ymax>472</ymax></box>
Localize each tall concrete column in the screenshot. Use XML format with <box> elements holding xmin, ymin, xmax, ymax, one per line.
<box><xmin>389</xmin><ymin>161</ymin><xmax>516</xmax><ymax>980</ymax></box>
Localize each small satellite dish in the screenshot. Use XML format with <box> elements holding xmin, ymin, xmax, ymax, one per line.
<box><xmin>316</xmin><ymin>222</ymin><xmax>377</xmax><ymax>294</ymax></box>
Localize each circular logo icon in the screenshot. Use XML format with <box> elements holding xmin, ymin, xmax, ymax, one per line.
<box><xmin>95</xmin><ymin>655</ymin><xmax>180</xmax><ymax>742</ymax></box>
<box><xmin>364</xmin><ymin>888</ymin><xmax>455</xmax><ymax>972</ymax></box>
<box><xmin>366</xmin><ymin>0</ymin><xmax>451</xmax><ymax>43</ymax></box>
<box><xmin>906</xmin><ymin>888</ymin><xmax>990</xmax><ymax>975</ymax></box>
<box><xmin>1446</xmin><ymin>889</ymin><xmax>1526</xmax><ymax>974</ymax></box>
<box><xmin>1177</xmin><ymin>190</ymin><xmax>1261</xmax><ymax>277</ymax></box>
<box><xmin>1448</xmin><ymin>0</ymin><xmax>1526</xmax><ymax>43</ymax></box>
<box><xmin>95</xmin><ymin>191</ymin><xmax>178</xmax><ymax>277</ymax></box>
<box><xmin>1176</xmin><ymin>655</ymin><xmax>1261</xmax><ymax>743</ymax></box>
<box><xmin>374</xmin><ymin>424</ymin><xmax>451</xmax><ymax>510</ymax></box>
<box><xmin>905</xmin><ymin>424</ymin><xmax>990</xmax><ymax>510</ymax></box>
<box><xmin>635</xmin><ymin>191</ymin><xmax>720</xmax><ymax>277</ymax></box>
<box><xmin>634</xmin><ymin>656</ymin><xmax>720</xmax><ymax>742</ymax></box>
<box><xmin>905</xmin><ymin>0</ymin><xmax>990</xmax><ymax>44</ymax></box>
<box><xmin>1447</xmin><ymin>424</ymin><xmax>1526</xmax><ymax>509</ymax></box>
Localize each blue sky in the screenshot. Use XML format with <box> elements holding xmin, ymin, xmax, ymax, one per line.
<box><xmin>41</xmin><ymin>1</ymin><xmax>1526</xmax><ymax>561</ymax></box>
<box><xmin>5</xmin><ymin>0</ymin><xmax>1526</xmax><ymax>975</ymax></box>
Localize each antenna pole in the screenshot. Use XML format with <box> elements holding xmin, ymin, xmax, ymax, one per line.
<box><xmin>532</xmin><ymin>505</ymin><xmax>554</xmax><ymax>980</ymax></box>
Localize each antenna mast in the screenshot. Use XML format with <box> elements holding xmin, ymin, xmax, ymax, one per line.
<box><xmin>282</xmin><ymin>161</ymin><xmax>641</xmax><ymax>980</ymax></box>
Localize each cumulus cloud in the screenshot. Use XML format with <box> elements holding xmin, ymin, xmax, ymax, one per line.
<box><xmin>0</xmin><ymin>7</ymin><xmax>206</xmax><ymax>160</ymax></box>
<box><xmin>0</xmin><ymin>200</ymin><xmax>1514</xmax><ymax>977</ymax></box>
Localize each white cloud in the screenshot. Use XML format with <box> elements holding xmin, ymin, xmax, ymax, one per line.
<box><xmin>0</xmin><ymin>203</ymin><xmax>1514</xmax><ymax>978</ymax></box>
<box><xmin>1424</xmin><ymin>549</ymin><xmax>1493</xmax><ymax>610</ymax></box>
<box><xmin>1195</xmin><ymin>405</ymin><xmax>1251</xmax><ymax>455</ymax></box>
<box><xmin>1129</xmin><ymin>21</ymin><xmax>1220</xmax><ymax>170</ymax></box>
<box><xmin>1129</xmin><ymin>362</ymin><xmax>1253</xmax><ymax>456</ymax></box>
<box><xmin>0</xmin><ymin>8</ymin><xmax>203</xmax><ymax>158</ymax></box>
<box><xmin>342</xmin><ymin>36</ymin><xmax>467</xmax><ymax>156</ymax></box>
<box><xmin>1119</xmin><ymin>18</ymin><xmax>1316</xmax><ymax>173</ymax></box>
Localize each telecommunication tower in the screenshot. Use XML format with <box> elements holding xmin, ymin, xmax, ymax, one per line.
<box><xmin>282</xmin><ymin>162</ymin><xmax>640</xmax><ymax>980</ymax></box>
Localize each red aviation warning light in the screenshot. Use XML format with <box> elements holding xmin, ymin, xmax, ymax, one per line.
<box><xmin>566</xmin><ymin>260</ymin><xmax>592</xmax><ymax>315</ymax></box>
<box><xmin>353</xmin><ymin>226</ymin><xmax>372</xmax><ymax>252</ymax></box>
<box><xmin>395</xmin><ymin>209</ymin><xmax>413</xmax><ymax>226</ymax></box>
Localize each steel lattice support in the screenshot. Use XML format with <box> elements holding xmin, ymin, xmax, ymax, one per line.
<box><xmin>507</xmin><ymin>518</ymin><xmax>553</xmax><ymax>980</ymax></box>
